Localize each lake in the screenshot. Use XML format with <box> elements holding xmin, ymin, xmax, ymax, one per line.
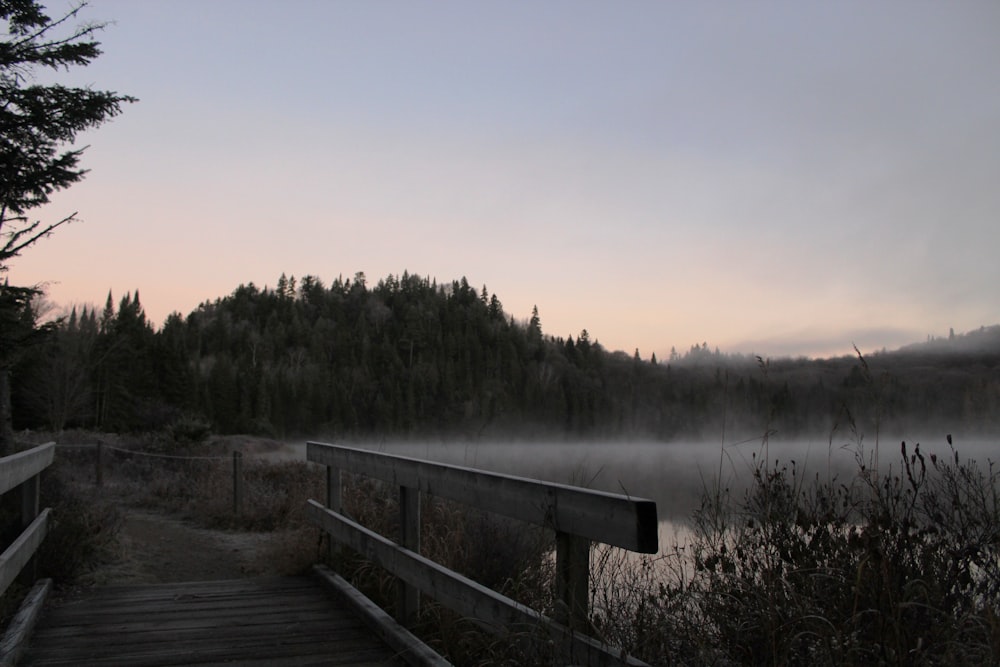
<box><xmin>285</xmin><ymin>432</ymin><xmax>996</xmax><ymax>556</ymax></box>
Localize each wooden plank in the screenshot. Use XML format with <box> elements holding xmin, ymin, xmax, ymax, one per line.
<box><xmin>21</xmin><ymin>474</ymin><xmax>39</xmax><ymax>526</ymax></box>
<box><xmin>0</xmin><ymin>578</ymin><xmax>51</xmax><ymax>667</ymax></box>
<box><xmin>308</xmin><ymin>501</ymin><xmax>650</xmax><ymax>667</ymax></box>
<box><xmin>60</xmin><ymin>576</ymin><xmax>310</xmax><ymax>601</ymax></box>
<box><xmin>21</xmin><ymin>576</ymin><xmax>410</xmax><ymax>667</ymax></box>
<box><xmin>32</xmin><ymin>613</ymin><xmax>363</xmax><ymax>639</ymax></box>
<box><xmin>0</xmin><ymin>443</ymin><xmax>54</xmax><ymax>495</ymax></box>
<box><xmin>0</xmin><ymin>509</ymin><xmax>49</xmax><ymax>598</ymax></box>
<box><xmin>398</xmin><ymin>484</ymin><xmax>421</xmax><ymax>625</ymax></box>
<box><xmin>48</xmin><ymin>577</ymin><xmax>324</xmax><ymax>607</ymax></box>
<box><xmin>30</xmin><ymin>620</ymin><xmax>381</xmax><ymax>651</ymax></box>
<box><xmin>25</xmin><ymin>639</ymin><xmax>392</xmax><ymax>667</ymax></box>
<box><xmin>555</xmin><ymin>531</ymin><xmax>590</xmax><ymax>631</ymax></box>
<box><xmin>327</xmin><ymin>465</ymin><xmax>343</xmax><ymax>513</ymax></box>
<box><xmin>307</xmin><ymin>442</ymin><xmax>658</xmax><ymax>553</ymax></box>
<box><xmin>316</xmin><ymin>566</ymin><xmax>450</xmax><ymax>667</ymax></box>
<box><xmin>232</xmin><ymin>451</ymin><xmax>243</xmax><ymax>515</ymax></box>
<box><xmin>40</xmin><ymin>600</ymin><xmax>342</xmax><ymax>624</ymax></box>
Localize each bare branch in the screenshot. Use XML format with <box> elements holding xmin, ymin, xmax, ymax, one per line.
<box><xmin>11</xmin><ymin>2</ymin><xmax>90</xmax><ymax>49</ymax></box>
<box><xmin>0</xmin><ymin>212</ymin><xmax>78</xmax><ymax>261</ymax></box>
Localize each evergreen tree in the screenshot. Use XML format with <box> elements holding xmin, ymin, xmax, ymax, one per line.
<box><xmin>20</xmin><ymin>303</ymin><xmax>96</xmax><ymax>430</ymax></box>
<box><xmin>0</xmin><ymin>0</ymin><xmax>136</xmax><ymax>266</ymax></box>
<box><xmin>11</xmin><ymin>265</ymin><xmax>1000</xmax><ymax>442</ymax></box>
<box><xmin>0</xmin><ymin>1</ymin><xmax>134</xmax><ymax>452</ymax></box>
<box><xmin>529</xmin><ymin>305</ymin><xmax>542</xmax><ymax>337</ymax></box>
<box><xmin>1</xmin><ymin>282</ymin><xmax>50</xmax><ymax>439</ymax></box>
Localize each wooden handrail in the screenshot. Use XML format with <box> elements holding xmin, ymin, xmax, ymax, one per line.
<box><xmin>0</xmin><ymin>443</ymin><xmax>54</xmax><ymax>496</ymax></box>
<box><xmin>306</xmin><ymin>442</ymin><xmax>658</xmax><ymax>552</ymax></box>
<box><xmin>0</xmin><ymin>442</ymin><xmax>55</xmax><ymax>599</ymax></box>
<box><xmin>307</xmin><ymin>441</ymin><xmax>657</xmax><ymax>667</ymax></box>
<box><xmin>0</xmin><ymin>510</ymin><xmax>50</xmax><ymax>597</ymax></box>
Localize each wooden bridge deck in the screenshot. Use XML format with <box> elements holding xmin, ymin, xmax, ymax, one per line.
<box><xmin>1</xmin><ymin>442</ymin><xmax>654</xmax><ymax>667</ymax></box>
<box><xmin>20</xmin><ymin>576</ymin><xmax>410</xmax><ymax>666</ymax></box>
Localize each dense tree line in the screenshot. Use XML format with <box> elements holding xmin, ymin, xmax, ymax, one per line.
<box><xmin>1</xmin><ymin>0</ymin><xmax>135</xmax><ymax>453</ymax></box>
<box><xmin>9</xmin><ymin>272</ymin><xmax>1000</xmax><ymax>441</ymax></box>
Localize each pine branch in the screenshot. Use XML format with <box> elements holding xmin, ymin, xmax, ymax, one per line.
<box><xmin>0</xmin><ymin>211</ymin><xmax>77</xmax><ymax>261</ymax></box>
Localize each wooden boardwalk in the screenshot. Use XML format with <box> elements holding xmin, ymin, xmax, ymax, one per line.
<box><xmin>20</xmin><ymin>576</ymin><xmax>408</xmax><ymax>666</ymax></box>
<box><xmin>1</xmin><ymin>442</ymin><xmax>656</xmax><ymax>667</ymax></box>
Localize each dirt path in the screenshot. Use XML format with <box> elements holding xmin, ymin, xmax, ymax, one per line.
<box><xmin>123</xmin><ymin>511</ymin><xmax>272</xmax><ymax>582</ymax></box>
<box><xmin>83</xmin><ymin>510</ymin><xmax>279</xmax><ymax>586</ymax></box>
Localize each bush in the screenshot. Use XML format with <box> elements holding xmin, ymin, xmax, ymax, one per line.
<box><xmin>594</xmin><ymin>436</ymin><xmax>1000</xmax><ymax>665</ymax></box>
<box><xmin>36</xmin><ymin>462</ymin><xmax>124</xmax><ymax>583</ymax></box>
<box><xmin>168</xmin><ymin>416</ymin><xmax>212</xmax><ymax>444</ymax></box>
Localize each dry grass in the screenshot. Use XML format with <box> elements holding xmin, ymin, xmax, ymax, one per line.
<box><xmin>577</xmin><ymin>437</ymin><xmax>1000</xmax><ymax>666</ymax></box>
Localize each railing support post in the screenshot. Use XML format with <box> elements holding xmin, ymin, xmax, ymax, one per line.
<box><xmin>555</xmin><ymin>531</ymin><xmax>590</xmax><ymax>631</ymax></box>
<box><xmin>326</xmin><ymin>465</ymin><xmax>342</xmax><ymax>514</ymax></box>
<box><xmin>95</xmin><ymin>441</ymin><xmax>103</xmax><ymax>487</ymax></box>
<box><xmin>232</xmin><ymin>451</ymin><xmax>243</xmax><ymax>516</ymax></box>
<box><xmin>20</xmin><ymin>473</ymin><xmax>40</xmax><ymax>583</ymax></box>
<box><xmin>325</xmin><ymin>465</ymin><xmax>342</xmax><ymax>562</ymax></box>
<box><xmin>20</xmin><ymin>475</ymin><xmax>39</xmax><ymax>528</ymax></box>
<box><xmin>397</xmin><ymin>485</ymin><xmax>420</xmax><ymax>626</ymax></box>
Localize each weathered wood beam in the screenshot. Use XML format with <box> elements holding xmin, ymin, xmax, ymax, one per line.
<box><xmin>0</xmin><ymin>509</ymin><xmax>50</xmax><ymax>598</ymax></box>
<box><xmin>326</xmin><ymin>465</ymin><xmax>342</xmax><ymax>514</ymax></box>
<box><xmin>398</xmin><ymin>484</ymin><xmax>421</xmax><ymax>625</ymax></box>
<box><xmin>232</xmin><ymin>451</ymin><xmax>243</xmax><ymax>516</ymax></box>
<box><xmin>307</xmin><ymin>500</ymin><xmax>650</xmax><ymax>667</ymax></box>
<box><xmin>313</xmin><ymin>565</ymin><xmax>451</xmax><ymax>667</ymax></box>
<box><xmin>0</xmin><ymin>443</ymin><xmax>54</xmax><ymax>496</ymax></box>
<box><xmin>0</xmin><ymin>578</ymin><xmax>51</xmax><ymax>667</ymax></box>
<box><xmin>307</xmin><ymin>442</ymin><xmax>658</xmax><ymax>553</ymax></box>
<box><xmin>555</xmin><ymin>531</ymin><xmax>591</xmax><ymax>631</ymax></box>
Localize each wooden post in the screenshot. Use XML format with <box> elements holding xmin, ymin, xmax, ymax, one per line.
<box><xmin>20</xmin><ymin>473</ymin><xmax>40</xmax><ymax>582</ymax></box>
<box><xmin>95</xmin><ymin>442</ymin><xmax>103</xmax><ymax>487</ymax></box>
<box><xmin>555</xmin><ymin>531</ymin><xmax>590</xmax><ymax>631</ymax></box>
<box><xmin>397</xmin><ymin>485</ymin><xmax>420</xmax><ymax>626</ymax></box>
<box><xmin>20</xmin><ymin>475</ymin><xmax>39</xmax><ymax>528</ymax></box>
<box><xmin>325</xmin><ymin>465</ymin><xmax>342</xmax><ymax>563</ymax></box>
<box><xmin>326</xmin><ymin>466</ymin><xmax>342</xmax><ymax>513</ymax></box>
<box><xmin>232</xmin><ymin>451</ymin><xmax>243</xmax><ymax>516</ymax></box>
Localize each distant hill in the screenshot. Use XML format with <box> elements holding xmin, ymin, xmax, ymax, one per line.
<box><xmin>12</xmin><ymin>273</ymin><xmax>1000</xmax><ymax>442</ymax></box>
<box><xmin>896</xmin><ymin>324</ymin><xmax>1000</xmax><ymax>357</ymax></box>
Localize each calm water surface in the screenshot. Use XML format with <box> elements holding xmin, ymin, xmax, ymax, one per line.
<box><xmin>289</xmin><ymin>434</ymin><xmax>997</xmax><ymax>556</ymax></box>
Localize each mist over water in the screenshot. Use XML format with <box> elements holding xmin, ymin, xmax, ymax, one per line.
<box><xmin>285</xmin><ymin>433</ymin><xmax>999</xmax><ymax>555</ymax></box>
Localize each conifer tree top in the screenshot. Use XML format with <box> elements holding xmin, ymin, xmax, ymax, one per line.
<box><xmin>0</xmin><ymin>0</ymin><xmax>135</xmax><ymax>267</ymax></box>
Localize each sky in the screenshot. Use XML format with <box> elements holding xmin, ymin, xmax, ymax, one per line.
<box><xmin>8</xmin><ymin>1</ymin><xmax>1000</xmax><ymax>360</ymax></box>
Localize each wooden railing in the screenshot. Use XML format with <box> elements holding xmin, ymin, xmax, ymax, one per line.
<box><xmin>0</xmin><ymin>442</ymin><xmax>55</xmax><ymax>666</ymax></box>
<box><xmin>0</xmin><ymin>443</ymin><xmax>54</xmax><ymax>597</ymax></box>
<box><xmin>307</xmin><ymin>441</ymin><xmax>658</xmax><ymax>667</ymax></box>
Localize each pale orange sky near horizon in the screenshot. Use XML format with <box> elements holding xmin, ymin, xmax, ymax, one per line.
<box><xmin>8</xmin><ymin>0</ymin><xmax>1000</xmax><ymax>360</ymax></box>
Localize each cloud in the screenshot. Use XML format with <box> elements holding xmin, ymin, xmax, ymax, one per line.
<box><xmin>727</xmin><ymin>325</ymin><xmax>934</xmax><ymax>360</ymax></box>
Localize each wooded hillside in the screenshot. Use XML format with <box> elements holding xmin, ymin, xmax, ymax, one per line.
<box><xmin>11</xmin><ymin>272</ymin><xmax>1000</xmax><ymax>441</ymax></box>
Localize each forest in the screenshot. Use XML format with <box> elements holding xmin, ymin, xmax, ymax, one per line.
<box><xmin>10</xmin><ymin>271</ymin><xmax>1000</xmax><ymax>442</ymax></box>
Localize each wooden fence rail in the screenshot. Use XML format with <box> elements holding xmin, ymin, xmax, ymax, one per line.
<box><xmin>307</xmin><ymin>441</ymin><xmax>658</xmax><ymax>667</ymax></box>
<box><xmin>0</xmin><ymin>442</ymin><xmax>56</xmax><ymax>666</ymax></box>
<box><xmin>68</xmin><ymin>442</ymin><xmax>247</xmax><ymax>515</ymax></box>
<box><xmin>0</xmin><ymin>443</ymin><xmax>54</xmax><ymax>598</ymax></box>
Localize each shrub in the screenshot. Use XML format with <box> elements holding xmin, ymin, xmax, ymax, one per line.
<box><xmin>36</xmin><ymin>461</ymin><xmax>124</xmax><ymax>583</ymax></box>
<box><xmin>612</xmin><ymin>436</ymin><xmax>1000</xmax><ymax>666</ymax></box>
<box><xmin>576</xmin><ymin>435</ymin><xmax>1000</xmax><ymax>666</ymax></box>
<box><xmin>168</xmin><ymin>416</ymin><xmax>212</xmax><ymax>445</ymax></box>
